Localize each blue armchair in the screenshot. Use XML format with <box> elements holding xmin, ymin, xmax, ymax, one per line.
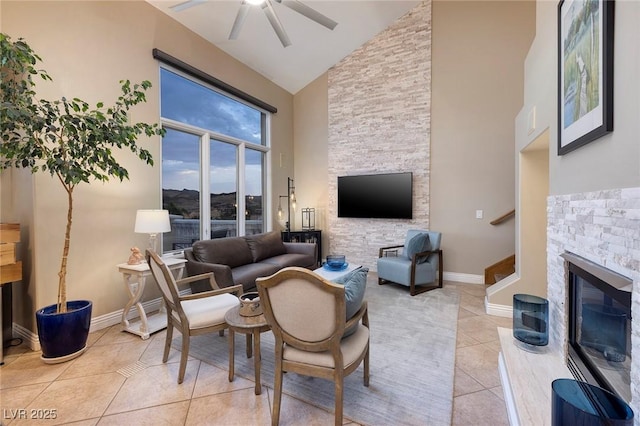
<box><xmin>377</xmin><ymin>230</ymin><xmax>443</xmax><ymax>296</ymax></box>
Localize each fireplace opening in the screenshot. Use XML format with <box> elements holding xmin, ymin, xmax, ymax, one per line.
<box><xmin>563</xmin><ymin>253</ymin><xmax>632</xmax><ymax>403</ymax></box>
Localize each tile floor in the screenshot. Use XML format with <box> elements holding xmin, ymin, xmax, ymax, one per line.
<box><xmin>1</xmin><ymin>280</ymin><xmax>511</xmax><ymax>425</ymax></box>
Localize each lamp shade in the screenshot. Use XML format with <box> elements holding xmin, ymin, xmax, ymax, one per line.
<box><xmin>134</xmin><ymin>210</ymin><xmax>171</xmax><ymax>234</ymax></box>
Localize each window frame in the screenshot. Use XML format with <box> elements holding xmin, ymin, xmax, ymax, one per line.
<box><xmin>159</xmin><ymin>64</ymin><xmax>272</xmax><ymax>252</ymax></box>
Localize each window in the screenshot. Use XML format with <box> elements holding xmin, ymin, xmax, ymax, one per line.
<box><xmin>160</xmin><ymin>67</ymin><xmax>269</xmax><ymax>252</ymax></box>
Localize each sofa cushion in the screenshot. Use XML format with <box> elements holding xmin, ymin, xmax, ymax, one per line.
<box><xmin>232</xmin><ymin>262</ymin><xmax>281</xmax><ymax>292</ymax></box>
<box><xmin>245</xmin><ymin>231</ymin><xmax>287</xmax><ymax>263</ymax></box>
<box><xmin>260</xmin><ymin>253</ymin><xmax>316</xmax><ymax>269</ymax></box>
<box><xmin>192</xmin><ymin>237</ymin><xmax>253</xmax><ymax>268</ymax></box>
<box><xmin>404</xmin><ymin>232</ymin><xmax>431</xmax><ymax>264</ymax></box>
<box><xmin>333</xmin><ymin>267</ymin><xmax>368</xmax><ymax>337</ymax></box>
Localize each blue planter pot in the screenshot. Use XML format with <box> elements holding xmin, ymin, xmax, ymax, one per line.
<box><xmin>36</xmin><ymin>300</ymin><xmax>92</xmax><ymax>363</ymax></box>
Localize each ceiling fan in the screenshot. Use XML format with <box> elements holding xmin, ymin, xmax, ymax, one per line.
<box><xmin>170</xmin><ymin>0</ymin><xmax>338</xmax><ymax>48</ymax></box>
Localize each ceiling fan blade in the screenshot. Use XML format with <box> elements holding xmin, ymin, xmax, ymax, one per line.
<box><xmin>229</xmin><ymin>2</ymin><xmax>251</xmax><ymax>40</ymax></box>
<box><xmin>170</xmin><ymin>0</ymin><xmax>208</xmax><ymax>12</ymax></box>
<box><xmin>279</xmin><ymin>0</ymin><xmax>337</xmax><ymax>30</ymax></box>
<box><xmin>263</xmin><ymin>1</ymin><xmax>291</xmax><ymax>47</ymax></box>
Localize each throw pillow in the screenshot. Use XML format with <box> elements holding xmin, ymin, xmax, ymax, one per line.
<box><xmin>404</xmin><ymin>232</ymin><xmax>431</xmax><ymax>264</ymax></box>
<box><xmin>245</xmin><ymin>231</ymin><xmax>287</xmax><ymax>262</ymax></box>
<box><xmin>333</xmin><ymin>267</ymin><xmax>368</xmax><ymax>337</ymax></box>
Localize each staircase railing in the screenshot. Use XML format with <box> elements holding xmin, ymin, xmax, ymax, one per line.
<box><xmin>490</xmin><ymin>209</ymin><xmax>515</xmax><ymax>226</ymax></box>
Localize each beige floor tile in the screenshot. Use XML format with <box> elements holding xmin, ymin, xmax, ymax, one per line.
<box><xmin>1</xmin><ymin>280</ymin><xmax>513</xmax><ymax>425</ymax></box>
<box><xmin>97</xmin><ymin>400</ymin><xmax>190</xmax><ymax>425</ymax></box>
<box><xmin>1</xmin><ymin>383</ymin><xmax>50</xmax><ymax>424</ymax></box>
<box><xmin>104</xmin><ymin>361</ymin><xmax>199</xmax><ymax>415</ymax></box>
<box><xmin>62</xmin><ymin>420</ymin><xmax>99</xmax><ymax>426</ymax></box>
<box><xmin>138</xmin><ymin>331</ymin><xmax>199</xmax><ymax>367</ymax></box>
<box><xmin>457</xmin><ymin>330</ymin><xmax>481</xmax><ymax>348</ymax></box>
<box><xmin>85</xmin><ymin>327</ymin><xmax>109</xmax><ymax>348</ymax></box>
<box><xmin>457</xmin><ymin>306</ymin><xmax>477</xmax><ymax>320</ymax></box>
<box><xmin>457</xmin><ymin>284</ymin><xmax>489</xmax><ymax>297</ymax></box>
<box><xmin>489</xmin><ymin>385</ymin><xmax>505</xmax><ymax>401</ymax></box>
<box><xmin>457</xmin><ymin>316</ymin><xmax>500</xmax><ymax>343</ymax></box>
<box><xmin>0</xmin><ymin>352</ymin><xmax>71</xmax><ymax>390</ymax></box>
<box><xmin>14</xmin><ymin>372</ymin><xmax>125</xmax><ymax>425</ymax></box>
<box><xmin>92</xmin><ymin>324</ymin><xmax>146</xmax><ymax>347</ymax></box>
<box><xmin>275</xmin><ymin>391</ymin><xmax>343</xmax><ymax>426</ymax></box>
<box><xmin>453</xmin><ymin>367</ymin><xmax>485</xmax><ymax>397</ymax></box>
<box><xmin>58</xmin><ymin>341</ymin><xmax>150</xmax><ymax>380</ymax></box>
<box><xmin>3</xmin><ymin>342</ymin><xmax>32</xmax><ymax>358</ymax></box>
<box><xmin>458</xmin><ymin>292</ymin><xmax>487</xmax><ymax>316</ymax></box>
<box><xmin>455</xmin><ymin>342</ymin><xmax>501</xmax><ymax>389</ymax></box>
<box><xmin>185</xmin><ymin>388</ymin><xmax>271</xmax><ymax>425</ymax></box>
<box><xmin>486</xmin><ymin>314</ymin><xmax>513</xmax><ymax>328</ymax></box>
<box><xmin>192</xmin><ymin>361</ymin><xmax>255</xmax><ymax>398</ymax></box>
<box><xmin>452</xmin><ymin>389</ymin><xmax>509</xmax><ymax>426</ymax></box>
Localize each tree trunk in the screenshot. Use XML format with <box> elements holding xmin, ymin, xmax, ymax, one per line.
<box><xmin>57</xmin><ymin>187</ymin><xmax>73</xmax><ymax>313</ymax></box>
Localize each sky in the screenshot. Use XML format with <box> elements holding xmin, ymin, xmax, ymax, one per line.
<box><xmin>160</xmin><ymin>68</ymin><xmax>263</xmax><ymax>195</ymax></box>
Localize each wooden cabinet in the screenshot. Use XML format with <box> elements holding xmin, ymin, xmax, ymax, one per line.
<box><xmin>281</xmin><ymin>230</ymin><xmax>322</xmax><ymax>266</ymax></box>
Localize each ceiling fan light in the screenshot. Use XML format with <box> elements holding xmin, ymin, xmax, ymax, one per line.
<box><xmin>246</xmin><ymin>0</ymin><xmax>267</xmax><ymax>5</ymax></box>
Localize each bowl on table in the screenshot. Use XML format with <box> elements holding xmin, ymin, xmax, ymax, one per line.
<box><xmin>325</xmin><ymin>255</ymin><xmax>347</xmax><ymax>270</ymax></box>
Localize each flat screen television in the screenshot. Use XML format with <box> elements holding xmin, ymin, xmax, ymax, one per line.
<box><xmin>337</xmin><ymin>172</ymin><xmax>412</xmax><ymax>219</ymax></box>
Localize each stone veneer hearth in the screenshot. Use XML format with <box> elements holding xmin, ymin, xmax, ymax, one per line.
<box><xmin>547</xmin><ymin>187</ymin><xmax>640</xmax><ymax>416</ymax></box>
<box><xmin>327</xmin><ymin>2</ymin><xmax>431</xmax><ymax>271</ymax></box>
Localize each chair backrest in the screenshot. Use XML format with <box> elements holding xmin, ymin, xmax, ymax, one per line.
<box><xmin>256</xmin><ymin>267</ymin><xmax>346</xmax><ymax>351</ymax></box>
<box><xmin>146</xmin><ymin>250</ymin><xmax>182</xmax><ymax>315</ymax></box>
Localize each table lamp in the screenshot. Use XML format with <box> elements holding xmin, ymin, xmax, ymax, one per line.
<box><xmin>134</xmin><ymin>209</ymin><xmax>171</xmax><ymax>253</ymax></box>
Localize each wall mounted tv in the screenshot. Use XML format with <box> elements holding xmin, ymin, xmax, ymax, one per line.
<box><xmin>337</xmin><ymin>172</ymin><xmax>413</xmax><ymax>219</ymax></box>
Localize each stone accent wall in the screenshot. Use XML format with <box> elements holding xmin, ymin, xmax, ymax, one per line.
<box><xmin>547</xmin><ymin>187</ymin><xmax>640</xmax><ymax>412</ymax></box>
<box><xmin>327</xmin><ymin>1</ymin><xmax>431</xmax><ymax>270</ymax></box>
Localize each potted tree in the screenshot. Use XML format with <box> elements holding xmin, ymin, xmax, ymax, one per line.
<box><xmin>0</xmin><ymin>34</ymin><xmax>165</xmax><ymax>362</ymax></box>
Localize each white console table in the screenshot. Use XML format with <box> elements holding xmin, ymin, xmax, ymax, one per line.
<box><xmin>117</xmin><ymin>258</ymin><xmax>187</xmax><ymax>340</ymax></box>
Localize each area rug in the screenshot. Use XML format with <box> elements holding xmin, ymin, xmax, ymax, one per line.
<box><xmin>181</xmin><ymin>279</ymin><xmax>459</xmax><ymax>426</ymax></box>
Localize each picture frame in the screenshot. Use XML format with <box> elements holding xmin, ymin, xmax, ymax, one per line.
<box><xmin>557</xmin><ymin>0</ymin><xmax>614</xmax><ymax>155</ymax></box>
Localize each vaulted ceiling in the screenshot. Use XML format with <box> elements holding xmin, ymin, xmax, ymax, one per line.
<box><xmin>147</xmin><ymin>1</ymin><xmax>420</xmax><ymax>93</ymax></box>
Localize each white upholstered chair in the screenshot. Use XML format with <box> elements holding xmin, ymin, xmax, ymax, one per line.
<box><xmin>256</xmin><ymin>267</ymin><xmax>370</xmax><ymax>426</ymax></box>
<box><xmin>146</xmin><ymin>250</ymin><xmax>242</xmax><ymax>384</ymax></box>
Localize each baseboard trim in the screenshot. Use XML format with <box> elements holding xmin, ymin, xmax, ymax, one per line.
<box><xmin>12</xmin><ymin>322</ymin><xmax>40</xmax><ymax>352</ymax></box>
<box><xmin>485</xmin><ymin>298</ymin><xmax>513</xmax><ymax>318</ymax></box>
<box><xmin>11</xmin><ymin>296</ymin><xmax>168</xmax><ymax>352</ymax></box>
<box><xmin>443</xmin><ymin>271</ymin><xmax>484</xmax><ymax>284</ymax></box>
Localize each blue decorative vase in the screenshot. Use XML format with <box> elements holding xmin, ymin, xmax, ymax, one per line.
<box><xmin>552</xmin><ymin>379</ymin><xmax>633</xmax><ymax>425</ymax></box>
<box><xmin>513</xmin><ymin>294</ymin><xmax>548</xmax><ymax>349</ymax></box>
<box><xmin>36</xmin><ymin>300</ymin><xmax>92</xmax><ymax>363</ymax></box>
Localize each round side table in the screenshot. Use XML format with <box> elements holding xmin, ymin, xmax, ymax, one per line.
<box><xmin>224</xmin><ymin>305</ymin><xmax>271</xmax><ymax>395</ymax></box>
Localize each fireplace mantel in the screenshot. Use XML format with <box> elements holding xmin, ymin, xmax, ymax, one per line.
<box><xmin>498</xmin><ymin>327</ymin><xmax>573</xmax><ymax>425</ymax></box>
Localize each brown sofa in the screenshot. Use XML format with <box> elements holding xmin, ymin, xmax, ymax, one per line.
<box><xmin>184</xmin><ymin>231</ymin><xmax>317</xmax><ymax>293</ymax></box>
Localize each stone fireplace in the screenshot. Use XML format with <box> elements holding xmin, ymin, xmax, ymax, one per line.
<box><xmin>547</xmin><ymin>187</ymin><xmax>640</xmax><ymax>416</ymax></box>
<box><xmin>562</xmin><ymin>251</ymin><xmax>632</xmax><ymax>402</ymax></box>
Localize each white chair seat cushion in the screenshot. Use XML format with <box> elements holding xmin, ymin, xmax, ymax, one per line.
<box><xmin>174</xmin><ymin>293</ymin><xmax>238</xmax><ymax>329</ymax></box>
<box><xmin>283</xmin><ymin>324</ymin><xmax>369</xmax><ymax>368</ymax></box>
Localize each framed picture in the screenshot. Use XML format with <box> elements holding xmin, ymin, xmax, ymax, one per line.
<box><xmin>557</xmin><ymin>0</ymin><xmax>614</xmax><ymax>155</ymax></box>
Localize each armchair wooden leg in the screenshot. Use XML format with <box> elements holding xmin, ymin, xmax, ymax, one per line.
<box><xmin>438</xmin><ymin>250</ymin><xmax>444</xmax><ymax>288</ymax></box>
<box><xmin>163</xmin><ymin>322</ymin><xmax>173</xmax><ymax>363</ymax></box>
<box><xmin>272</xmin><ymin>358</ymin><xmax>284</xmax><ymax>426</ymax></box>
<box><xmin>364</xmin><ymin>343</ymin><xmax>370</xmax><ymax>387</ymax></box>
<box><xmin>334</xmin><ymin>378</ymin><xmax>344</xmax><ymax>426</ymax></box>
<box><xmin>178</xmin><ymin>333</ymin><xmax>190</xmax><ymax>384</ymax></box>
